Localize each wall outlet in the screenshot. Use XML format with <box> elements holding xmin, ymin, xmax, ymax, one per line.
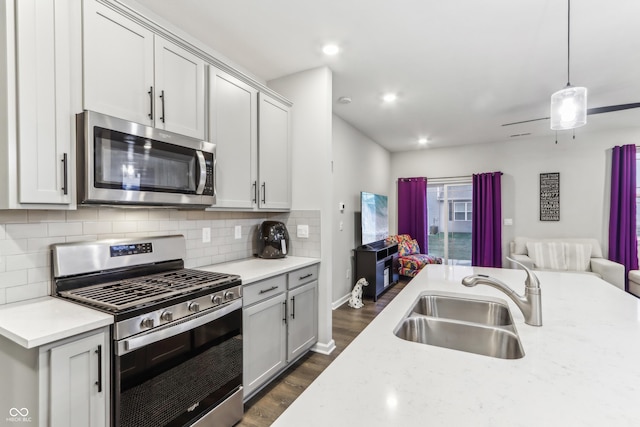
<box><xmin>234</xmin><ymin>225</ymin><xmax>242</xmax><ymax>239</ymax></box>
<box><xmin>297</xmin><ymin>224</ymin><xmax>309</xmax><ymax>238</ymax></box>
<box><xmin>504</xmin><ymin>218</ymin><xmax>513</xmax><ymax>226</ymax></box>
<box><xmin>202</xmin><ymin>227</ymin><xmax>211</xmax><ymax>243</ymax></box>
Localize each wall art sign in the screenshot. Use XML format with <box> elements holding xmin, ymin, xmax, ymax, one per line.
<box><xmin>540</xmin><ymin>172</ymin><xmax>560</xmax><ymax>221</ymax></box>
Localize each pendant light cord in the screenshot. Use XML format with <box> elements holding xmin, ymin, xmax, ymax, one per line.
<box><xmin>567</xmin><ymin>0</ymin><xmax>571</xmax><ymax>86</ymax></box>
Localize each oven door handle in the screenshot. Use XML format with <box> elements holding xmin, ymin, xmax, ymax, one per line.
<box><xmin>116</xmin><ymin>299</ymin><xmax>241</xmax><ymax>355</ymax></box>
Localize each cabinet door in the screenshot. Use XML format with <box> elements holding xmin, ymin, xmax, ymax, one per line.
<box><xmin>15</xmin><ymin>0</ymin><xmax>76</xmax><ymax>204</ymax></box>
<box><xmin>243</xmin><ymin>292</ymin><xmax>287</xmax><ymax>398</ymax></box>
<box><xmin>83</xmin><ymin>0</ymin><xmax>154</xmax><ymax>126</ymax></box>
<box><xmin>258</xmin><ymin>92</ymin><xmax>291</xmax><ymax>210</ymax></box>
<box><xmin>209</xmin><ymin>67</ymin><xmax>257</xmax><ymax>208</ymax></box>
<box><xmin>154</xmin><ymin>37</ymin><xmax>205</xmax><ymax>139</ymax></box>
<box><xmin>49</xmin><ymin>330</ymin><xmax>108</xmax><ymax>427</ymax></box>
<box><xmin>287</xmin><ymin>280</ymin><xmax>317</xmax><ymax>362</ymax></box>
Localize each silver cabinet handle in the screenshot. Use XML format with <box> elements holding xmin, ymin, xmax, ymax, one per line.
<box><xmin>61</xmin><ymin>153</ymin><xmax>68</xmax><ymax>195</ymax></box>
<box><xmin>291</xmin><ymin>296</ymin><xmax>296</xmax><ymax>319</ymax></box>
<box><xmin>195</xmin><ymin>151</ymin><xmax>206</xmax><ymax>195</ymax></box>
<box><xmin>259</xmin><ymin>285</ymin><xmax>278</xmax><ymax>294</ymax></box>
<box><xmin>261</xmin><ymin>182</ymin><xmax>266</xmax><ymax>204</ymax></box>
<box><xmin>148</xmin><ymin>86</ymin><xmax>154</xmax><ymax>120</ymax></box>
<box><xmin>159</xmin><ymin>90</ymin><xmax>165</xmax><ymax>123</ymax></box>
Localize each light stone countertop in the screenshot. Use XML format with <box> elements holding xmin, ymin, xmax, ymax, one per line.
<box><xmin>198</xmin><ymin>256</ymin><xmax>320</xmax><ymax>284</ymax></box>
<box><xmin>272</xmin><ymin>264</ymin><xmax>640</xmax><ymax>427</ymax></box>
<box><xmin>0</xmin><ymin>297</ymin><xmax>113</xmax><ymax>349</ymax></box>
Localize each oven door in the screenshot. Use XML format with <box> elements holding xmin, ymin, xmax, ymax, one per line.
<box><xmin>77</xmin><ymin>110</ymin><xmax>216</xmax><ymax>207</ymax></box>
<box><xmin>113</xmin><ymin>300</ymin><xmax>242</xmax><ymax>427</ymax></box>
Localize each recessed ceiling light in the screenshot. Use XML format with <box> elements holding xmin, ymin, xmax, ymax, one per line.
<box><xmin>418</xmin><ymin>137</ymin><xmax>428</xmax><ymax>144</ymax></box>
<box><xmin>383</xmin><ymin>93</ymin><xmax>397</xmax><ymax>103</ymax></box>
<box><xmin>322</xmin><ymin>44</ymin><xmax>340</xmax><ymax>55</ymax></box>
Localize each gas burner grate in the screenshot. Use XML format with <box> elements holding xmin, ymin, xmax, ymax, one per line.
<box><xmin>59</xmin><ymin>269</ymin><xmax>239</xmax><ymax>312</ymax></box>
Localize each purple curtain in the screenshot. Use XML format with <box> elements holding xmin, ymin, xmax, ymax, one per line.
<box><xmin>472</xmin><ymin>172</ymin><xmax>502</xmax><ymax>267</ymax></box>
<box><xmin>397</xmin><ymin>177</ymin><xmax>428</xmax><ymax>252</ymax></box>
<box><xmin>609</xmin><ymin>145</ymin><xmax>638</xmax><ymax>291</ymax></box>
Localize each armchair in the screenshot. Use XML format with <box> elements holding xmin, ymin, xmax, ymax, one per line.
<box><xmin>385</xmin><ymin>234</ymin><xmax>442</xmax><ymax>277</ymax></box>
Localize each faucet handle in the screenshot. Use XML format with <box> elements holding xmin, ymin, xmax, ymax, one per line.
<box><xmin>507</xmin><ymin>256</ymin><xmax>540</xmax><ymax>289</ymax></box>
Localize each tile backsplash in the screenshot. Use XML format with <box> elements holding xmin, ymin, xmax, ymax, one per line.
<box><xmin>0</xmin><ymin>208</ymin><xmax>320</xmax><ymax>305</ymax></box>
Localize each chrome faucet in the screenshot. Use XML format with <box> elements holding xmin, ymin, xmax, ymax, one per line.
<box><xmin>461</xmin><ymin>257</ymin><xmax>542</xmax><ymax>326</ymax></box>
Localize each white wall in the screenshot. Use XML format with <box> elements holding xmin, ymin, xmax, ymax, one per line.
<box><xmin>268</xmin><ymin>67</ymin><xmax>335</xmax><ymax>353</ymax></box>
<box><xmin>332</xmin><ymin>115</ymin><xmax>391</xmax><ymax>306</ymax></box>
<box><xmin>390</xmin><ymin>128</ymin><xmax>640</xmax><ymax>265</ymax></box>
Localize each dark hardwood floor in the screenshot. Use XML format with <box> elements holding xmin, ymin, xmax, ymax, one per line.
<box><xmin>238</xmin><ymin>279</ymin><xmax>410</xmax><ymax>427</ymax></box>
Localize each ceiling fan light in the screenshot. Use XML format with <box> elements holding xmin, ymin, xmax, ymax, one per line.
<box><xmin>550</xmin><ymin>86</ymin><xmax>587</xmax><ymax>130</ymax></box>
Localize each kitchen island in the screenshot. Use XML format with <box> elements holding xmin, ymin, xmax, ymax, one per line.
<box><xmin>272</xmin><ymin>264</ymin><xmax>640</xmax><ymax>426</ymax></box>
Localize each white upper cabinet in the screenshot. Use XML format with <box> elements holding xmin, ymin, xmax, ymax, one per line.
<box><xmin>83</xmin><ymin>0</ymin><xmax>154</xmax><ymax>127</ymax></box>
<box><xmin>209</xmin><ymin>67</ymin><xmax>258</xmax><ymax>208</ymax></box>
<box><xmin>83</xmin><ymin>0</ymin><xmax>205</xmax><ymax>139</ymax></box>
<box><xmin>258</xmin><ymin>92</ymin><xmax>291</xmax><ymax>210</ymax></box>
<box><xmin>154</xmin><ymin>38</ymin><xmax>205</xmax><ymax>138</ymax></box>
<box><xmin>2</xmin><ymin>0</ymin><xmax>81</xmax><ymax>207</ymax></box>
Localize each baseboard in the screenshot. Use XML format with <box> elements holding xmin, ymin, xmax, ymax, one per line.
<box><xmin>332</xmin><ymin>293</ymin><xmax>350</xmax><ymax>309</ymax></box>
<box><xmin>311</xmin><ymin>339</ymin><xmax>336</xmax><ymax>355</ymax></box>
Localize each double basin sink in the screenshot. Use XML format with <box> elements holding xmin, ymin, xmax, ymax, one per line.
<box><xmin>394</xmin><ymin>292</ymin><xmax>525</xmax><ymax>359</ymax></box>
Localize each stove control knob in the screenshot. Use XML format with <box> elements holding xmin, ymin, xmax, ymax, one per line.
<box><xmin>211</xmin><ymin>295</ymin><xmax>223</xmax><ymax>305</ymax></box>
<box><xmin>224</xmin><ymin>291</ymin><xmax>235</xmax><ymax>301</ymax></box>
<box><xmin>140</xmin><ymin>318</ymin><xmax>154</xmax><ymax>329</ymax></box>
<box><xmin>188</xmin><ymin>302</ymin><xmax>200</xmax><ymax>313</ymax></box>
<box><xmin>160</xmin><ymin>311</ymin><xmax>173</xmax><ymax>322</ymax></box>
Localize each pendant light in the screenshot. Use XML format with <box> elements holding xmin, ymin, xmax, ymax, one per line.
<box><xmin>550</xmin><ymin>0</ymin><xmax>587</xmax><ymax>130</ymax></box>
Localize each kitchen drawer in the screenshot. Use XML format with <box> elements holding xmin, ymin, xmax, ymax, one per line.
<box><xmin>243</xmin><ymin>275</ymin><xmax>286</xmax><ymax>306</ymax></box>
<box><xmin>288</xmin><ymin>265</ymin><xmax>319</xmax><ymax>290</ymax></box>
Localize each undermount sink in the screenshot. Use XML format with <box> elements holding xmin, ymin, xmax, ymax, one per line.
<box><xmin>394</xmin><ymin>292</ymin><xmax>525</xmax><ymax>359</ymax></box>
<box><xmin>409</xmin><ymin>294</ymin><xmax>514</xmax><ymax>326</ymax></box>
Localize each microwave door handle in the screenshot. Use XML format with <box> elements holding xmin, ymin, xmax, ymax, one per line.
<box><xmin>196</xmin><ymin>151</ymin><xmax>206</xmax><ymax>195</ymax></box>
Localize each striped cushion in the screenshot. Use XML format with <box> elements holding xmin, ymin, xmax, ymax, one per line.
<box><xmin>564</xmin><ymin>243</ymin><xmax>592</xmax><ymax>271</ymax></box>
<box><xmin>526</xmin><ymin>242</ymin><xmax>568</xmax><ymax>270</ymax></box>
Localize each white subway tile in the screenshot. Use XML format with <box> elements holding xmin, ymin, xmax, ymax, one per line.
<box><xmin>125</xmin><ymin>210</ymin><xmax>149</xmax><ymax>221</ymax></box>
<box><xmin>6</xmin><ymin>282</ymin><xmax>49</xmax><ymax>303</ymax></box>
<box><xmin>0</xmin><ymin>289</ymin><xmax>6</xmax><ymax>304</ymax></box>
<box><xmin>5</xmin><ymin>223</ymin><xmax>48</xmax><ymax>239</ymax></box>
<box><xmin>179</xmin><ymin>220</ymin><xmax>193</xmax><ymax>230</ymax></box>
<box><xmin>157</xmin><ymin>220</ymin><xmax>174</xmax><ymax>231</ymax></box>
<box><xmin>148</xmin><ymin>210</ymin><xmax>171</xmax><ymax>220</ymax></box>
<box><xmin>0</xmin><ymin>256</ymin><xmax>4</xmax><ymax>273</ymax></box>
<box><xmin>137</xmin><ymin>220</ymin><xmax>159</xmax><ymax>232</ymax></box>
<box><xmin>97</xmin><ymin>233</ymin><xmax>126</xmax><ymax>240</ymax></box>
<box><xmin>186</xmin><ymin>211</ymin><xmax>205</xmax><ymax>220</ymax></box>
<box><xmin>66</xmin><ymin>235</ymin><xmax>97</xmax><ymax>243</ymax></box>
<box><xmin>48</xmin><ymin>222</ymin><xmax>83</xmax><ymax>237</ymax></box>
<box><xmin>98</xmin><ymin>208</ymin><xmax>126</xmax><ymax>221</ymax></box>
<box><xmin>66</xmin><ymin>208</ymin><xmax>98</xmax><ymax>222</ymax></box>
<box><xmin>0</xmin><ymin>210</ymin><xmax>28</xmax><ymax>223</ymax></box>
<box><xmin>169</xmin><ymin>210</ymin><xmax>188</xmax><ymax>220</ymax></box>
<box><xmin>112</xmin><ymin>221</ymin><xmax>138</xmax><ymax>233</ymax></box>
<box><xmin>84</xmin><ymin>221</ymin><xmax>111</xmax><ymax>235</ymax></box>
<box><xmin>0</xmin><ymin>270</ymin><xmax>28</xmax><ymax>288</ymax></box>
<box><xmin>28</xmin><ymin>267</ymin><xmax>49</xmax><ymax>284</ymax></box>
<box><xmin>5</xmin><ymin>252</ymin><xmax>49</xmax><ymax>271</ymax></box>
<box><xmin>0</xmin><ymin>238</ymin><xmax>29</xmax><ymax>256</ymax></box>
<box><xmin>0</xmin><ymin>224</ymin><xmax>5</xmax><ymax>240</ymax></box>
<box><xmin>28</xmin><ymin>210</ymin><xmax>66</xmax><ymax>223</ymax></box>
<box><xmin>28</xmin><ymin>236</ymin><xmax>65</xmax><ymax>252</ymax></box>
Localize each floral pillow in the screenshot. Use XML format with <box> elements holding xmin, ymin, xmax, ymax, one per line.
<box><xmin>399</xmin><ymin>239</ymin><xmax>421</xmax><ymax>256</ymax></box>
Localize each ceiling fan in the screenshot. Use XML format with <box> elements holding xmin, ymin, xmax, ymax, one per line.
<box><xmin>502</xmin><ymin>102</ymin><xmax>640</xmax><ymax>127</ymax></box>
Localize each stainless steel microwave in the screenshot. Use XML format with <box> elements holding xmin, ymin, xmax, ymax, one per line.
<box><xmin>76</xmin><ymin>111</ymin><xmax>215</xmax><ymax>207</ymax></box>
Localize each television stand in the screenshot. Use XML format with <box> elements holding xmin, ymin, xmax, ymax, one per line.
<box><xmin>354</xmin><ymin>242</ymin><xmax>400</xmax><ymax>301</ymax></box>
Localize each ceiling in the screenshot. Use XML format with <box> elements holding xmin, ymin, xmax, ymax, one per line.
<box><xmin>133</xmin><ymin>0</ymin><xmax>640</xmax><ymax>152</ymax></box>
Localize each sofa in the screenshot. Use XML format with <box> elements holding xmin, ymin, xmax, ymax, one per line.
<box><xmin>385</xmin><ymin>234</ymin><xmax>442</xmax><ymax>277</ymax></box>
<box><xmin>509</xmin><ymin>237</ymin><xmax>625</xmax><ymax>290</ymax></box>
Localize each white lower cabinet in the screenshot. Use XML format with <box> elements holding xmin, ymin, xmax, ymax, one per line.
<box><xmin>242</xmin><ymin>265</ymin><xmax>318</xmax><ymax>401</ymax></box>
<box><xmin>40</xmin><ymin>327</ymin><xmax>110</xmax><ymax>427</ymax></box>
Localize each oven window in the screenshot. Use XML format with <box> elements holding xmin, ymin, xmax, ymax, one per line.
<box><xmin>94</xmin><ymin>127</ymin><xmax>197</xmax><ymax>193</ymax></box>
<box><xmin>116</xmin><ymin>310</ymin><xmax>242</xmax><ymax>427</ymax></box>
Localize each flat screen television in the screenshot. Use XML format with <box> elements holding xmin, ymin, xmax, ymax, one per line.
<box><xmin>360</xmin><ymin>191</ymin><xmax>389</xmax><ymax>246</ymax></box>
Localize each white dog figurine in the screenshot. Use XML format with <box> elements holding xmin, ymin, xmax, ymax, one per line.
<box><xmin>348</xmin><ymin>278</ymin><xmax>369</xmax><ymax>309</ymax></box>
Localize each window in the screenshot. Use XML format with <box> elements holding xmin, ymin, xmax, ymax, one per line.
<box><xmin>453</xmin><ymin>201</ymin><xmax>472</xmax><ymax>221</ymax></box>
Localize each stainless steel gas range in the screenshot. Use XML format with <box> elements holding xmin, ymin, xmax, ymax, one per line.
<box><xmin>52</xmin><ymin>235</ymin><xmax>243</xmax><ymax>427</ymax></box>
